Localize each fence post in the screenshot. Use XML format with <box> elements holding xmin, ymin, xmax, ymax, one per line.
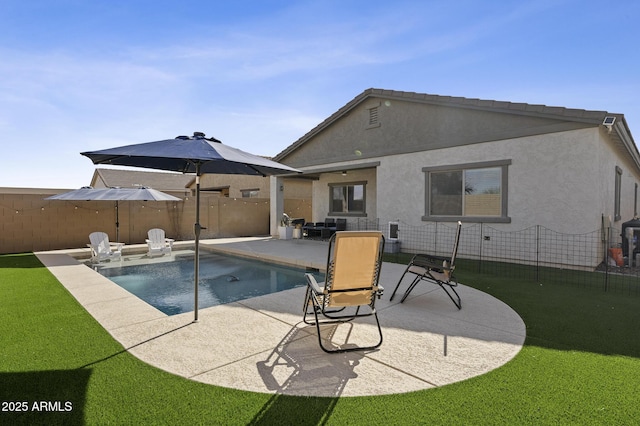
<box><xmin>536</xmin><ymin>225</ymin><xmax>540</xmax><ymax>283</ymax></box>
<box><xmin>605</xmin><ymin>224</ymin><xmax>610</xmax><ymax>292</ymax></box>
<box><xmin>479</xmin><ymin>222</ymin><xmax>484</xmax><ymax>273</ymax></box>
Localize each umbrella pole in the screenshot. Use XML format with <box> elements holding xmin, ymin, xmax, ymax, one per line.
<box><xmin>193</xmin><ymin>164</ymin><xmax>201</xmax><ymax>322</ymax></box>
<box><xmin>115</xmin><ymin>201</ymin><xmax>120</xmax><ymax>242</ymax></box>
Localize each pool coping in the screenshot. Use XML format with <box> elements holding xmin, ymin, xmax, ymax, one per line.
<box><xmin>36</xmin><ymin>237</ymin><xmax>527</xmax><ymax>397</ymax></box>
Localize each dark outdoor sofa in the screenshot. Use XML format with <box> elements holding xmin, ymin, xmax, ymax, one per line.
<box><xmin>303</xmin><ymin>218</ymin><xmax>346</xmax><ymax>239</ymax></box>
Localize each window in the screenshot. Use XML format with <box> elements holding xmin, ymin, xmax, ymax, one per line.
<box><xmin>615</xmin><ymin>166</ymin><xmax>622</xmax><ymax>221</ymax></box>
<box><xmin>241</xmin><ymin>189</ymin><xmax>259</xmax><ymax>198</ymax></box>
<box><xmin>201</xmin><ymin>186</ymin><xmax>229</xmax><ymax>197</ymax></box>
<box><xmin>423</xmin><ymin>160</ymin><xmax>511</xmax><ymax>223</ymax></box>
<box><xmin>329</xmin><ymin>182</ymin><xmax>366</xmax><ymax>215</ymax></box>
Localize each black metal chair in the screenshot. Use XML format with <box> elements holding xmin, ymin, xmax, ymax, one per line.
<box><xmin>389</xmin><ymin>221</ymin><xmax>462</xmax><ymax>309</ymax></box>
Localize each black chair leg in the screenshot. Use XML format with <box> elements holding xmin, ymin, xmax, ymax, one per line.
<box><xmin>394</xmin><ymin>274</ymin><xmax>462</xmax><ymax>309</ymax></box>
<box><xmin>389</xmin><ymin>269</ymin><xmax>410</xmax><ymax>301</ymax></box>
<box><xmin>315</xmin><ymin>310</ymin><xmax>383</xmax><ymax>354</ymax></box>
<box><xmin>439</xmin><ymin>283</ymin><xmax>462</xmax><ymax>309</ymax></box>
<box><xmin>400</xmin><ymin>276</ymin><xmax>421</xmax><ymax>303</ymax></box>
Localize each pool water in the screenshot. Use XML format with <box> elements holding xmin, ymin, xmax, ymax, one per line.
<box><xmin>93</xmin><ymin>252</ymin><xmax>324</xmax><ymax>316</ymax></box>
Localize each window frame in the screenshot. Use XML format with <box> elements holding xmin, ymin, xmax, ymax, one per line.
<box><xmin>328</xmin><ymin>181</ymin><xmax>367</xmax><ymax>217</ymax></box>
<box><xmin>240</xmin><ymin>188</ymin><xmax>260</xmax><ymax>198</ymax></box>
<box><xmin>423</xmin><ymin>160</ymin><xmax>511</xmax><ymax>223</ymax></box>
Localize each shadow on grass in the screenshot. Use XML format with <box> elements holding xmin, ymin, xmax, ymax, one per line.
<box><xmin>0</xmin><ymin>253</ymin><xmax>45</xmax><ymax>269</ymax></box>
<box><xmin>77</xmin><ymin>322</ymin><xmax>194</xmax><ymax>369</ymax></box>
<box><xmin>247</xmin><ymin>393</ymin><xmax>338</xmax><ymax>425</ymax></box>
<box><xmin>1</xmin><ymin>322</ymin><xmax>198</xmax><ymax>426</ymax></box>
<box><xmin>0</xmin><ymin>369</ymin><xmax>91</xmax><ymax>426</ymax></box>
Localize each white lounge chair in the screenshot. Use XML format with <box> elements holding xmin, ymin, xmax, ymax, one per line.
<box><xmin>146</xmin><ymin>228</ymin><xmax>174</xmax><ymax>257</ymax></box>
<box><xmin>88</xmin><ymin>232</ymin><xmax>124</xmax><ymax>263</ymax></box>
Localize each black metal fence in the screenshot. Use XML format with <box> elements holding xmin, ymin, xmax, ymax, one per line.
<box><xmin>352</xmin><ymin>218</ymin><xmax>640</xmax><ymax>297</ymax></box>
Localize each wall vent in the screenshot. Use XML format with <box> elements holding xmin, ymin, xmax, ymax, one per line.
<box><xmin>369</xmin><ymin>106</ymin><xmax>379</xmax><ymax>126</ymax></box>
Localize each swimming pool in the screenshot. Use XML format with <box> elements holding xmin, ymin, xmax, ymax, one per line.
<box><xmin>92</xmin><ymin>251</ymin><xmax>324</xmax><ymax>315</ymax></box>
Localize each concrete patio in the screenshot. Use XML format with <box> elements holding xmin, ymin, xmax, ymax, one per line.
<box><xmin>36</xmin><ymin>237</ymin><xmax>526</xmax><ymax>397</ymax></box>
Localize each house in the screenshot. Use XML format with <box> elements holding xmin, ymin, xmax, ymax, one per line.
<box><xmin>195</xmin><ymin>172</ymin><xmax>310</xmax><ymax>201</ymax></box>
<box><xmin>90</xmin><ymin>168</ymin><xmax>193</xmax><ymax>198</ymax></box>
<box><xmin>271</xmin><ymin>88</ymin><xmax>640</xmax><ymax>241</ymax></box>
<box><xmin>92</xmin><ymin>167</ymin><xmax>312</xmax><ymax>230</ymax></box>
<box><xmin>91</xmin><ymin>167</ymin><xmax>310</xmax><ymax>201</ymax></box>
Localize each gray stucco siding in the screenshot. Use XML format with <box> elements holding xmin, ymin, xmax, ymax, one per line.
<box><xmin>281</xmin><ymin>97</ymin><xmax>594</xmax><ymax>170</ymax></box>
<box><xmin>376</xmin><ymin>127</ymin><xmax>622</xmax><ymax>234</ymax></box>
<box><xmin>277</xmin><ymin>90</ymin><xmax>640</xmax><ymax>237</ymax></box>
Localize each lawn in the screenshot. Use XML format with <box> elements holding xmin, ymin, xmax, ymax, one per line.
<box><xmin>1</xmin><ymin>253</ymin><xmax>639</xmax><ymax>425</ymax></box>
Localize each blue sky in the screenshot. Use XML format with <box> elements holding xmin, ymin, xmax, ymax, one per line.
<box><xmin>1</xmin><ymin>0</ymin><xmax>639</xmax><ymax>188</ymax></box>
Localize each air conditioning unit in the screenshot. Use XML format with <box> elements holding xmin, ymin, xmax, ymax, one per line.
<box><xmin>388</xmin><ymin>222</ymin><xmax>399</xmax><ymax>241</ymax></box>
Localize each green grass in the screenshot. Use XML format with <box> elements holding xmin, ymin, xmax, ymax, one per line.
<box><xmin>1</xmin><ymin>253</ymin><xmax>639</xmax><ymax>425</ymax></box>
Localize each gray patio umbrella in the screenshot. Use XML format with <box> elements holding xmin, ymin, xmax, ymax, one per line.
<box><xmin>45</xmin><ymin>186</ymin><xmax>182</xmax><ymax>242</ymax></box>
<box><xmin>80</xmin><ymin>132</ymin><xmax>301</xmax><ymax>321</ymax></box>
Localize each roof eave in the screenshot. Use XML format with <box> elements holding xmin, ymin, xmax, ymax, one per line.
<box><xmin>274</xmin><ymin>88</ymin><xmax>639</xmax><ymax>168</ymax></box>
<box><xmin>274</xmin><ymin>88</ymin><xmax>376</xmax><ymax>162</ymax></box>
<box><xmin>611</xmin><ymin>118</ymin><xmax>640</xmax><ymax>172</ymax></box>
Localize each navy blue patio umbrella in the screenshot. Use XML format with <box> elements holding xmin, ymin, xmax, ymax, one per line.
<box><xmin>81</xmin><ymin>132</ymin><xmax>301</xmax><ymax>321</ymax></box>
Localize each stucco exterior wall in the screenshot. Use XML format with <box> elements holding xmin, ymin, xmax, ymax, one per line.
<box><xmin>278</xmin><ymin>92</ymin><xmax>640</xmax><ymax>237</ymax></box>
<box><xmin>310</xmin><ymin>168</ymin><xmax>377</xmax><ymax>223</ymax></box>
<box><xmin>197</xmin><ymin>174</ymin><xmax>268</xmax><ymax>197</ymax></box>
<box><xmin>597</xmin><ymin>126</ymin><xmax>640</xmax><ymax>225</ymax></box>
<box><xmin>374</xmin><ymin>127</ymin><xmax>640</xmax><ymax>234</ymax></box>
<box><xmin>293</xmin><ymin>126</ymin><xmax>640</xmax><ymax>235</ymax></box>
<box><xmin>281</xmin><ymin>96</ymin><xmax>591</xmax><ymax>170</ymax></box>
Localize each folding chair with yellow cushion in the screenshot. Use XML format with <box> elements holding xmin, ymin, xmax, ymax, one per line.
<box><xmin>303</xmin><ymin>231</ymin><xmax>385</xmax><ymax>353</ymax></box>
<box><xmin>389</xmin><ymin>221</ymin><xmax>462</xmax><ymax>309</ymax></box>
